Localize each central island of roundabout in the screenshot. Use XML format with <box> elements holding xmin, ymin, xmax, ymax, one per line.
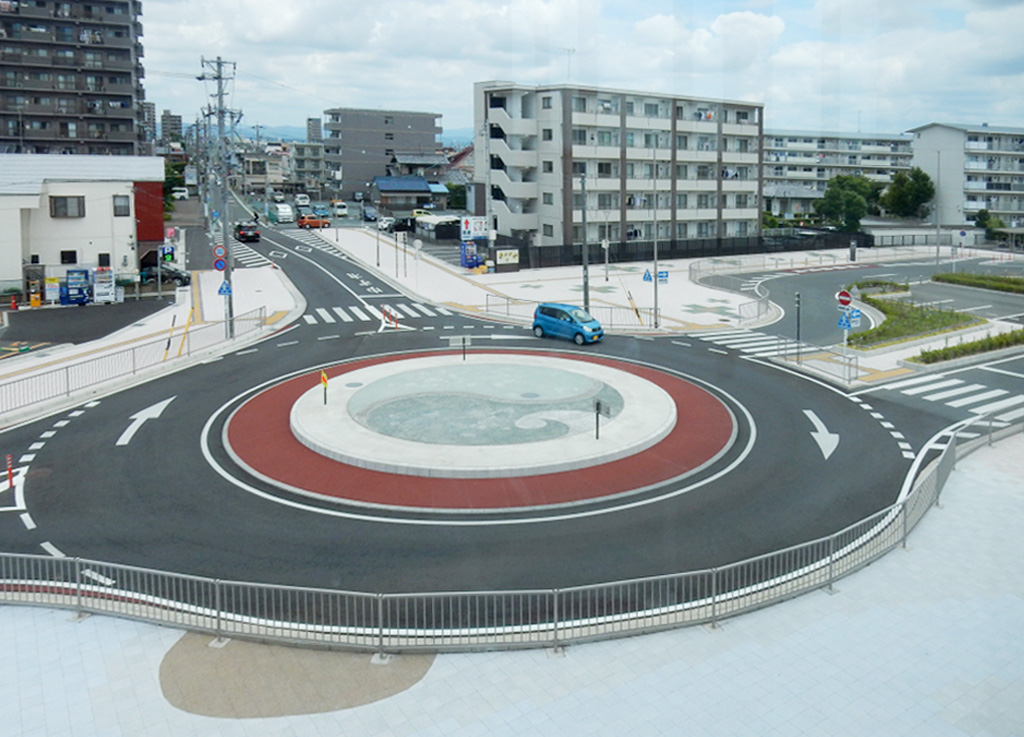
<box><xmin>223</xmin><ymin>350</ymin><xmax>740</xmax><ymax>513</ymax></box>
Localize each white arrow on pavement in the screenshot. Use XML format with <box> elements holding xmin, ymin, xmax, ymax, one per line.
<box><xmin>803</xmin><ymin>409</ymin><xmax>840</xmax><ymax>461</ymax></box>
<box><xmin>116</xmin><ymin>397</ymin><xmax>176</xmax><ymax>447</ymax></box>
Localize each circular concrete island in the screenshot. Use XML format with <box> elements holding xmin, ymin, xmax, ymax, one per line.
<box><xmin>290</xmin><ymin>354</ymin><xmax>677</xmax><ymax>478</ymax></box>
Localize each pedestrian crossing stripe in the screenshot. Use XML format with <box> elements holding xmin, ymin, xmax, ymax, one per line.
<box><xmin>301</xmin><ymin>303</ymin><xmax>456</xmax><ymax>325</ymax></box>
<box><xmin>693</xmin><ymin>329</ymin><xmax>811</xmax><ymax>358</ymax></box>
<box><xmin>883</xmin><ymin>375</ymin><xmax>1024</xmax><ymax>421</ymax></box>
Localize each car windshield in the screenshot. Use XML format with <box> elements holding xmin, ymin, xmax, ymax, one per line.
<box><xmin>568</xmin><ymin>308</ymin><xmax>595</xmax><ymax>323</ymax></box>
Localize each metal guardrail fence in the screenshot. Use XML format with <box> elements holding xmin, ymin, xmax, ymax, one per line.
<box><xmin>483</xmin><ymin>295</ymin><xmax>659</xmax><ymax>329</ymax></box>
<box><xmin>0</xmin><ymin>307</ymin><xmax>266</xmax><ymax>415</ymax></box>
<box><xmin>3</xmin><ymin>418</ymin><xmax>1018</xmax><ymax>652</ymax></box>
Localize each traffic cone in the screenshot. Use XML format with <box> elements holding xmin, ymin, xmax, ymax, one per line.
<box><xmin>9</xmin><ymin>296</ymin><xmax>16</xmax><ymax>311</ymax></box>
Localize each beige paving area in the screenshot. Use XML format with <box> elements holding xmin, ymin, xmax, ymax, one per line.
<box><xmin>160</xmin><ymin>634</ymin><xmax>434</xmax><ymax>718</ymax></box>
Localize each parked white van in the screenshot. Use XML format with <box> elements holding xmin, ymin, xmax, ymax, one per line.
<box><xmin>332</xmin><ymin>200</ymin><xmax>348</xmax><ymax>217</ymax></box>
<box><xmin>294</xmin><ymin>193</ymin><xmax>311</xmax><ymax>207</ymax></box>
<box><xmin>274</xmin><ymin>203</ymin><xmax>295</xmax><ymax>223</ymax></box>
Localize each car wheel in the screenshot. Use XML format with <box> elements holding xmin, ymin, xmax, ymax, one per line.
<box><xmin>174</xmin><ymin>278</ymin><xmax>184</xmax><ymax>287</ymax></box>
<box><xmin>533</xmin><ymin>325</ymin><xmax>544</xmax><ymax>338</ymax></box>
<box><xmin>574</xmin><ymin>332</ymin><xmax>585</xmax><ymax>346</ymax></box>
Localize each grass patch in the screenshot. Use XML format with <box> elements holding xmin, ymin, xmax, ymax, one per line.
<box><xmin>848</xmin><ymin>296</ymin><xmax>981</xmax><ymax>348</ymax></box>
<box><xmin>914</xmin><ymin>329</ymin><xmax>1024</xmax><ymax>364</ymax></box>
<box><xmin>932</xmin><ymin>272</ymin><xmax>1024</xmax><ymax>295</ymax></box>
<box><xmin>851</xmin><ymin>279</ymin><xmax>907</xmax><ymax>294</ymax></box>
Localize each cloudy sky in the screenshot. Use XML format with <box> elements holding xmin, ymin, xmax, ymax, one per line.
<box><xmin>143</xmin><ymin>0</ymin><xmax>1024</xmax><ymax>141</ymax></box>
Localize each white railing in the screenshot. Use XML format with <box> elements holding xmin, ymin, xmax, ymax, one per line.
<box><xmin>4</xmin><ymin>418</ymin><xmax>1016</xmax><ymax>653</ymax></box>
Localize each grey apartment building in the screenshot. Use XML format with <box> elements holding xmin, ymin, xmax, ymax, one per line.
<box><xmin>323</xmin><ymin>107</ymin><xmax>441</xmax><ymax>199</ymax></box>
<box><xmin>0</xmin><ymin>0</ymin><xmax>146</xmax><ymax>155</ymax></box>
<box><xmin>473</xmin><ymin>81</ymin><xmax>764</xmax><ymax>248</ymax></box>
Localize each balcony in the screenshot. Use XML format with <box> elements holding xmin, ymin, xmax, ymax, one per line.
<box><xmin>489</xmin><ymin>169</ymin><xmax>537</xmax><ymax>200</ymax></box>
<box><xmin>488</xmin><ymin>138</ymin><xmax>536</xmax><ymax>168</ymax></box>
<box><xmin>485</xmin><ymin>106</ymin><xmax>535</xmax><ymax>137</ymax></box>
<box><xmin>491</xmin><ymin>199</ymin><xmax>537</xmax><ymax>231</ymax></box>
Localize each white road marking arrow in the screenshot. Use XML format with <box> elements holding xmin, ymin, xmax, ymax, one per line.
<box><xmin>116</xmin><ymin>397</ymin><xmax>176</xmax><ymax>447</ymax></box>
<box><xmin>803</xmin><ymin>409</ymin><xmax>840</xmax><ymax>461</ymax></box>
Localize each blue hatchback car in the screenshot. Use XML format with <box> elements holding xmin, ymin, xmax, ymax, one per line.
<box><xmin>532</xmin><ymin>303</ymin><xmax>604</xmax><ymax>345</ymax></box>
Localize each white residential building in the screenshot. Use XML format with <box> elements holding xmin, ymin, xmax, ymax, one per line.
<box><xmin>0</xmin><ymin>154</ymin><xmax>165</xmax><ymax>291</ymax></box>
<box><xmin>762</xmin><ymin>130</ymin><xmax>914</xmax><ymax>218</ymax></box>
<box><xmin>473</xmin><ymin>82</ymin><xmax>764</xmax><ymax>248</ymax></box>
<box><xmin>909</xmin><ymin>123</ymin><xmax>1024</xmax><ymax>227</ymax></box>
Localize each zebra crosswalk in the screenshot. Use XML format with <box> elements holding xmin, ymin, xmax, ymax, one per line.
<box><xmin>883</xmin><ymin>374</ymin><xmax>1024</xmax><ymax>421</ymax></box>
<box><xmin>301</xmin><ymin>302</ymin><xmax>454</xmax><ymax>325</ymax></box>
<box><xmin>694</xmin><ymin>329</ymin><xmax>811</xmax><ymax>358</ymax></box>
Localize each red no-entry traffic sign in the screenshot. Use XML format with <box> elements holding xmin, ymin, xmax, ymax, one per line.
<box><xmin>836</xmin><ymin>289</ymin><xmax>852</xmax><ymax>306</ymax></box>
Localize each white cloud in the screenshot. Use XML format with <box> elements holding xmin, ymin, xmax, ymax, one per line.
<box><xmin>140</xmin><ymin>0</ymin><xmax>1023</xmax><ymax>138</ymax></box>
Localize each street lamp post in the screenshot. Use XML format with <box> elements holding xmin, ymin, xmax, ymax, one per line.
<box><xmin>581</xmin><ymin>173</ymin><xmax>590</xmax><ymax>313</ymax></box>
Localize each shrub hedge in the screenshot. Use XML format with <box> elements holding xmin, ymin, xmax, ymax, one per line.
<box><xmin>914</xmin><ymin>329</ymin><xmax>1024</xmax><ymax>364</ymax></box>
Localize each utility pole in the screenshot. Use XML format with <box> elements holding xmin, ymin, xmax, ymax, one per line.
<box><xmin>199</xmin><ymin>56</ymin><xmax>237</xmax><ymax>338</ymax></box>
<box><xmin>652</xmin><ymin>148</ymin><xmax>660</xmax><ymax>328</ymax></box>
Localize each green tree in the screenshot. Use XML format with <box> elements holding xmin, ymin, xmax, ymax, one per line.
<box><xmin>163</xmin><ymin>160</ymin><xmax>185</xmax><ymax>209</ymax></box>
<box><xmin>880</xmin><ymin>167</ymin><xmax>935</xmax><ymax>218</ymax></box>
<box><xmin>815</xmin><ymin>175</ymin><xmax>874</xmax><ymax>232</ymax></box>
<box><xmin>446</xmin><ymin>183</ymin><xmax>467</xmax><ymax>210</ymax></box>
<box><xmin>762</xmin><ymin>210</ymin><xmax>780</xmax><ymax>229</ymax></box>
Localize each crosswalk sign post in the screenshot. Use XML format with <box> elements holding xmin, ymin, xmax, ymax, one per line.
<box><xmin>218</xmin><ymin>281</ymin><xmax>231</xmax><ymax>296</ymax></box>
<box><xmin>643</xmin><ymin>269</ymin><xmax>652</xmax><ymax>282</ymax></box>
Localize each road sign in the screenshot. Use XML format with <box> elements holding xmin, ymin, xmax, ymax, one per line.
<box><xmin>643</xmin><ymin>269</ymin><xmax>652</xmax><ymax>282</ymax></box>
<box><xmin>838</xmin><ymin>313</ymin><xmax>852</xmax><ymax>330</ymax></box>
<box><xmin>213</xmin><ymin>258</ymin><xmax>226</xmax><ymax>271</ymax></box>
<box><xmin>849</xmin><ymin>308</ymin><xmax>862</xmax><ymax>328</ymax></box>
<box><xmin>217</xmin><ymin>281</ymin><xmax>231</xmax><ymax>296</ymax></box>
<box><xmin>836</xmin><ymin>289</ymin><xmax>852</xmax><ymax>306</ymax></box>
<box><xmin>658</xmin><ymin>270</ymin><xmax>668</xmax><ymax>284</ymax></box>
<box><xmin>461</xmin><ymin>216</ymin><xmax>487</xmax><ymax>240</ymax></box>
<box><xmin>213</xmin><ymin>244</ymin><xmax>227</xmax><ymax>258</ymax></box>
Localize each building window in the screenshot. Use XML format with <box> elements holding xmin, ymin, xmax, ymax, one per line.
<box><xmin>572</xmin><ymin>129</ymin><xmax>586</xmax><ymax>145</ymax></box>
<box><xmin>572</xmin><ymin>193</ymin><xmax>585</xmax><ymax>209</ymax></box>
<box><xmin>112</xmin><ymin>194</ymin><xmax>130</xmax><ymax>217</ymax></box>
<box><xmin>675</xmin><ymin>164</ymin><xmax>688</xmax><ymax>179</ymax></box>
<box><xmin>676</xmin><ymin>193</ymin><xmax>688</xmax><ymax>208</ymax></box>
<box><xmin>542</xmin><ymin>128</ymin><xmax>553</xmax><ymax>141</ymax></box>
<box><xmin>597</xmin><ymin>162</ymin><xmax>612</xmax><ymax>178</ymax></box>
<box><xmin>98</xmin><ymin>252</ymin><xmax>111</xmax><ymax>267</ymax></box>
<box><xmin>50</xmin><ymin>196</ymin><xmax>85</xmax><ymax>218</ymax></box>
<box><xmin>675</xmin><ymin>135</ymin><xmax>688</xmax><ymax>150</ymax></box>
<box><xmin>735</xmin><ymin>194</ymin><xmax>748</xmax><ymax>209</ymax></box>
<box><xmin>572</xmin><ymin>97</ymin><xmax>586</xmax><ymax>113</ymax></box>
<box><xmin>571</xmin><ymin>161</ymin><xmax>586</xmax><ymax>175</ymax></box>
<box><xmin>60</xmin><ymin>250</ymin><xmax>78</xmax><ymax>264</ymax></box>
<box><xmin>384</xmin><ymin>116</ymin><xmax>393</xmax><ymax>125</ymax></box>
<box><xmin>543</xmin><ymin>224</ymin><xmax>554</xmax><ymax>237</ymax></box>
<box><xmin>541</xmin><ymin>96</ymin><xmax>552</xmax><ymax>110</ymax></box>
<box><xmin>542</xmin><ymin>160</ymin><xmax>553</xmax><ymax>173</ymax></box>
<box><xmin>543</xmin><ymin>192</ymin><xmax>553</xmax><ymax>205</ymax></box>
<box><xmin>644</xmin><ymin>103</ymin><xmax>659</xmax><ymax>117</ymax></box>
<box><xmin>385</xmin><ymin>133</ymin><xmax>394</xmax><ymax>141</ymax></box>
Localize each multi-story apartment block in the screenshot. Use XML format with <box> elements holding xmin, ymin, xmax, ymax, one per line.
<box><xmin>762</xmin><ymin>130</ymin><xmax>914</xmax><ymax>218</ymax></box>
<box><xmin>159</xmin><ymin>108</ymin><xmax>181</xmax><ymax>142</ymax></box>
<box><xmin>139</xmin><ymin>100</ymin><xmax>155</xmax><ymax>153</ymax></box>
<box><xmin>291</xmin><ymin>141</ymin><xmax>325</xmax><ymax>193</ymax></box>
<box><xmin>473</xmin><ymin>82</ymin><xmax>764</xmax><ymax>248</ymax></box>
<box><xmin>306</xmin><ymin>116</ymin><xmax>321</xmax><ymax>143</ymax></box>
<box><xmin>323</xmin><ymin>107</ymin><xmax>442</xmax><ymax>199</ymax></box>
<box><xmin>909</xmin><ymin>122</ymin><xmax>1024</xmax><ymax>227</ymax></box>
<box><xmin>0</xmin><ymin>0</ymin><xmax>146</xmax><ymax>155</ymax></box>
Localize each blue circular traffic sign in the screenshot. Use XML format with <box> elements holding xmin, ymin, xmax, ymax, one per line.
<box><xmin>214</xmin><ymin>258</ymin><xmax>226</xmax><ymax>271</ymax></box>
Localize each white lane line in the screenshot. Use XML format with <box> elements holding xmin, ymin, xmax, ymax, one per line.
<box><xmin>902</xmin><ymin>379</ymin><xmax>963</xmax><ymax>396</ymax></box>
<box><xmin>709</xmin><ymin>348</ymin><xmax>729</xmax><ymax>355</ymax></box>
<box><xmin>395</xmin><ymin>303</ymin><xmax>420</xmax><ymax>318</ymax></box>
<box><xmin>315</xmin><ymin>308</ymin><xmax>336</xmax><ymax>324</ymax></box>
<box><xmin>348</xmin><ymin>306</ymin><xmax>372</xmax><ymax>321</ymax></box>
<box><xmin>18</xmin><ymin>454</ymin><xmax>35</xmax><ymax>463</ymax></box>
<box><xmin>53</xmin><ymin>420</ymin><xmax>69</xmax><ymax>427</ymax></box>
<box><xmin>947</xmin><ymin>389</ymin><xmax>1008</xmax><ymax>408</ymax></box>
<box><xmin>997</xmin><ymin>407</ymin><xmax>1024</xmax><ymax>421</ymax></box>
<box><xmin>884</xmin><ymin>375</ymin><xmax>948</xmax><ymax>390</ymax></box>
<box><xmin>82</xmin><ymin>569</ymin><xmax>116</xmax><ymax>586</ymax></box>
<box><xmin>302</xmin><ymin>314</ymin><xmax>317</xmax><ymax>324</ymax></box>
<box><xmin>331</xmin><ymin>307</ymin><xmax>353</xmax><ymax>322</ymax></box>
<box><xmin>411</xmin><ymin>303</ymin><xmax>436</xmax><ymax>317</ymax></box>
<box><xmin>981</xmin><ymin>365</ymin><xmax>1024</xmax><ymax>380</ymax></box>
<box><xmin>236</xmin><ymin>348</ymin><xmax>259</xmax><ymax>355</ymax></box>
<box><xmin>20</xmin><ymin>513</ymin><xmax>35</xmax><ymax>529</ymax></box>
<box><xmin>40</xmin><ymin>541</ymin><xmax>65</xmax><ymax>558</ymax></box>
<box><xmin>434</xmin><ymin>306</ymin><xmax>453</xmax><ymax>316</ymax></box>
<box><xmin>969</xmin><ymin>395</ymin><xmax>1024</xmax><ymax>415</ymax></box>
<box><xmin>40</xmin><ymin>431</ymin><xmax>56</xmax><ymax>438</ymax></box>
<box><xmin>277</xmin><ymin>340</ymin><xmax>299</xmax><ymax>347</ymax></box>
<box><xmin>317</xmin><ymin>335</ymin><xmax>340</xmax><ymax>341</ymax></box>
<box><xmin>921</xmin><ymin>383</ymin><xmax>986</xmax><ymax>401</ymax></box>
<box><xmin>29</xmin><ymin>442</ymin><xmax>44</xmax><ymax>451</ymax></box>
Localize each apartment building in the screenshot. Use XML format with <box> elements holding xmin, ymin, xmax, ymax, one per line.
<box><xmin>0</xmin><ymin>0</ymin><xmax>146</xmax><ymax>155</ymax></box>
<box><xmin>159</xmin><ymin>107</ymin><xmax>181</xmax><ymax>142</ymax></box>
<box><xmin>291</xmin><ymin>141</ymin><xmax>325</xmax><ymax>194</ymax></box>
<box><xmin>762</xmin><ymin>130</ymin><xmax>914</xmax><ymax>218</ymax></box>
<box><xmin>909</xmin><ymin>122</ymin><xmax>1024</xmax><ymax>227</ymax></box>
<box><xmin>323</xmin><ymin>107</ymin><xmax>442</xmax><ymax>200</ymax></box>
<box><xmin>473</xmin><ymin>82</ymin><xmax>763</xmax><ymax>248</ymax></box>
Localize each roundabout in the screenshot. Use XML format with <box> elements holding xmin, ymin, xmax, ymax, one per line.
<box><xmin>221</xmin><ymin>350</ymin><xmax>742</xmax><ymax>513</ymax></box>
